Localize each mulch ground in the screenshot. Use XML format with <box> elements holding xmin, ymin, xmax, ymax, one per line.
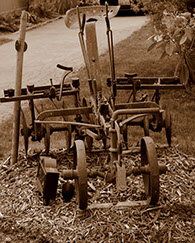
<box><xmin>0</xmin><ymin>145</ymin><xmax>194</xmax><ymax>242</ymax></box>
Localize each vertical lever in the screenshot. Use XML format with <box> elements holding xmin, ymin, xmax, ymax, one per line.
<box><xmin>105</xmin><ymin>3</ymin><xmax>116</xmax><ymax>100</ymax></box>
<box><xmin>77</xmin><ymin>7</ymin><xmax>90</xmax><ymax>79</ymax></box>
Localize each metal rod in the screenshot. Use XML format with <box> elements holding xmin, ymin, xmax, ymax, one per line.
<box><xmin>37</xmin><ymin>106</ymin><xmax>92</xmax><ymax>121</ymax></box>
<box><xmin>35</xmin><ymin>120</ymin><xmax>101</xmax><ymax>129</ymax></box>
<box><xmin>112</xmin><ymin>108</ymin><xmax>160</xmax><ymax>121</ymax></box>
<box><xmin>77</xmin><ymin>6</ymin><xmax>91</xmax><ymax>79</ymax></box>
<box><xmin>0</xmin><ymin>90</ymin><xmax>79</xmax><ymax>103</ymax></box>
<box><xmin>109</xmin><ymin>128</ymin><xmax>118</xmax><ymax>174</ymax></box>
<box><xmin>105</xmin><ymin>2</ymin><xmax>115</xmax><ymax>81</ymax></box>
<box><xmin>119</xmin><ymin>113</ymin><xmax>149</xmax><ymax>127</ymax></box>
<box><xmin>116</xmin><ymin>84</ymin><xmax>185</xmax><ymax>90</ymax></box>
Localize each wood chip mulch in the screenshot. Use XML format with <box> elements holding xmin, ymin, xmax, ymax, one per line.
<box><xmin>0</xmin><ymin>146</ymin><xmax>194</xmax><ymax>242</ymax></box>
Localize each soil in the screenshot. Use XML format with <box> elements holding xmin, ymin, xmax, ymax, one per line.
<box><xmin>0</xmin><ymin>146</ymin><xmax>194</xmax><ymax>242</ymax></box>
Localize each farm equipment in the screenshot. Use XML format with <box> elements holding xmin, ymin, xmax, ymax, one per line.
<box><xmin>0</xmin><ymin>4</ymin><xmax>185</xmax><ymax>209</ymax></box>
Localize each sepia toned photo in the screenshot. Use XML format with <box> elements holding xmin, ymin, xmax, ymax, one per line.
<box><xmin>0</xmin><ymin>0</ymin><xmax>194</xmax><ymax>242</ymax></box>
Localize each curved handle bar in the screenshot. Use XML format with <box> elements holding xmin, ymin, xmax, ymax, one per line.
<box><xmin>58</xmin><ymin>70</ymin><xmax>73</xmax><ymax>101</ymax></box>
<box><xmin>57</xmin><ymin>64</ymin><xmax>73</xmax><ymax>71</ymax></box>
<box><xmin>81</xmin><ymin>14</ymin><xmax>86</xmax><ymax>32</ymax></box>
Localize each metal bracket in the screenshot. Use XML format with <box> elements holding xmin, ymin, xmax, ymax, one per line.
<box><xmin>15</xmin><ymin>40</ymin><xmax>28</xmax><ymax>52</ymax></box>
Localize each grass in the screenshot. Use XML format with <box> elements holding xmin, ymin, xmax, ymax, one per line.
<box><xmin>0</xmin><ymin>21</ymin><xmax>195</xmax><ymax>159</ymax></box>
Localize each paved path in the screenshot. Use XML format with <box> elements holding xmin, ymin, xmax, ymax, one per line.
<box><xmin>0</xmin><ymin>16</ymin><xmax>148</xmax><ymax>122</ymax></box>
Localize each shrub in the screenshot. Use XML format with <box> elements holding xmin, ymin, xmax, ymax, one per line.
<box><xmin>145</xmin><ymin>0</ymin><xmax>195</xmax><ymax>90</ymax></box>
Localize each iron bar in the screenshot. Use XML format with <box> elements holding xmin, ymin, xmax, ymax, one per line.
<box><xmin>0</xmin><ymin>90</ymin><xmax>79</xmax><ymax>103</ymax></box>
<box><xmin>116</xmin><ymin>84</ymin><xmax>185</xmax><ymax>90</ymax></box>
<box><xmin>36</xmin><ymin>107</ymin><xmax>92</xmax><ymax>121</ymax></box>
<box><xmin>35</xmin><ymin>120</ymin><xmax>101</xmax><ymax>129</ymax></box>
<box><xmin>112</xmin><ymin>108</ymin><xmax>160</xmax><ymax>121</ymax></box>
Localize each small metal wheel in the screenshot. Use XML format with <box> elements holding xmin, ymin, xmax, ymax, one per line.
<box><xmin>73</xmin><ymin>140</ymin><xmax>88</xmax><ymax>209</ymax></box>
<box><xmin>165</xmin><ymin>111</ymin><xmax>172</xmax><ymax>147</ymax></box>
<box><xmin>141</xmin><ymin>137</ymin><xmax>159</xmax><ymax>205</ymax></box>
<box><xmin>21</xmin><ymin>109</ymin><xmax>29</xmax><ymax>155</ymax></box>
<box><xmin>44</xmin><ymin>124</ymin><xmax>50</xmax><ymax>154</ymax></box>
<box><xmin>65</xmin><ymin>125</ymin><xmax>72</xmax><ymax>153</ymax></box>
<box><xmin>144</xmin><ymin>116</ymin><xmax>149</xmax><ymax>136</ymax></box>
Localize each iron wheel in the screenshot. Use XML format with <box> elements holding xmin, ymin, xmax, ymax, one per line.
<box><xmin>141</xmin><ymin>137</ymin><xmax>159</xmax><ymax>205</ymax></box>
<box><xmin>73</xmin><ymin>140</ymin><xmax>88</xmax><ymax>209</ymax></box>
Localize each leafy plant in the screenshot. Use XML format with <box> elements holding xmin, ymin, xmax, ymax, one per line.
<box><xmin>28</xmin><ymin>1</ymin><xmax>56</xmax><ymax>19</ymax></box>
<box><xmin>0</xmin><ymin>10</ymin><xmax>22</xmax><ymax>32</ymax></box>
<box><xmin>129</xmin><ymin>0</ymin><xmax>147</xmax><ymax>13</ymax></box>
<box><xmin>148</xmin><ymin>11</ymin><xmax>195</xmax><ymax>91</ymax></box>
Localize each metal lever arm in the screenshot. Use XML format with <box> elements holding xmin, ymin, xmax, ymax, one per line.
<box><xmin>105</xmin><ymin>2</ymin><xmax>116</xmax><ymax>99</ymax></box>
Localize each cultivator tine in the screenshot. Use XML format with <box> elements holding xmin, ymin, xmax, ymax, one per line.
<box><xmin>165</xmin><ymin>111</ymin><xmax>172</xmax><ymax>146</ymax></box>
<box><xmin>116</xmin><ymin>163</ymin><xmax>127</xmax><ymax>192</ymax></box>
<box><xmin>21</xmin><ymin>109</ymin><xmax>29</xmax><ymax>155</ymax></box>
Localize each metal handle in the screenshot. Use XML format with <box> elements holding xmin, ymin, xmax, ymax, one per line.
<box><xmin>57</xmin><ymin>64</ymin><xmax>73</xmax><ymax>71</ymax></box>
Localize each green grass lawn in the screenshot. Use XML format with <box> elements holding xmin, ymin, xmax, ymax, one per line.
<box><xmin>0</xmin><ymin>22</ymin><xmax>194</xmax><ymax>159</ymax></box>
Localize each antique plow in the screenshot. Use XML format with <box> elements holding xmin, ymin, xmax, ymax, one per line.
<box><xmin>35</xmin><ymin>5</ymin><xmax>168</xmax><ymax>208</ymax></box>
<box><xmin>0</xmin><ymin>4</ymin><xmax>185</xmax><ymax>209</ymax></box>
